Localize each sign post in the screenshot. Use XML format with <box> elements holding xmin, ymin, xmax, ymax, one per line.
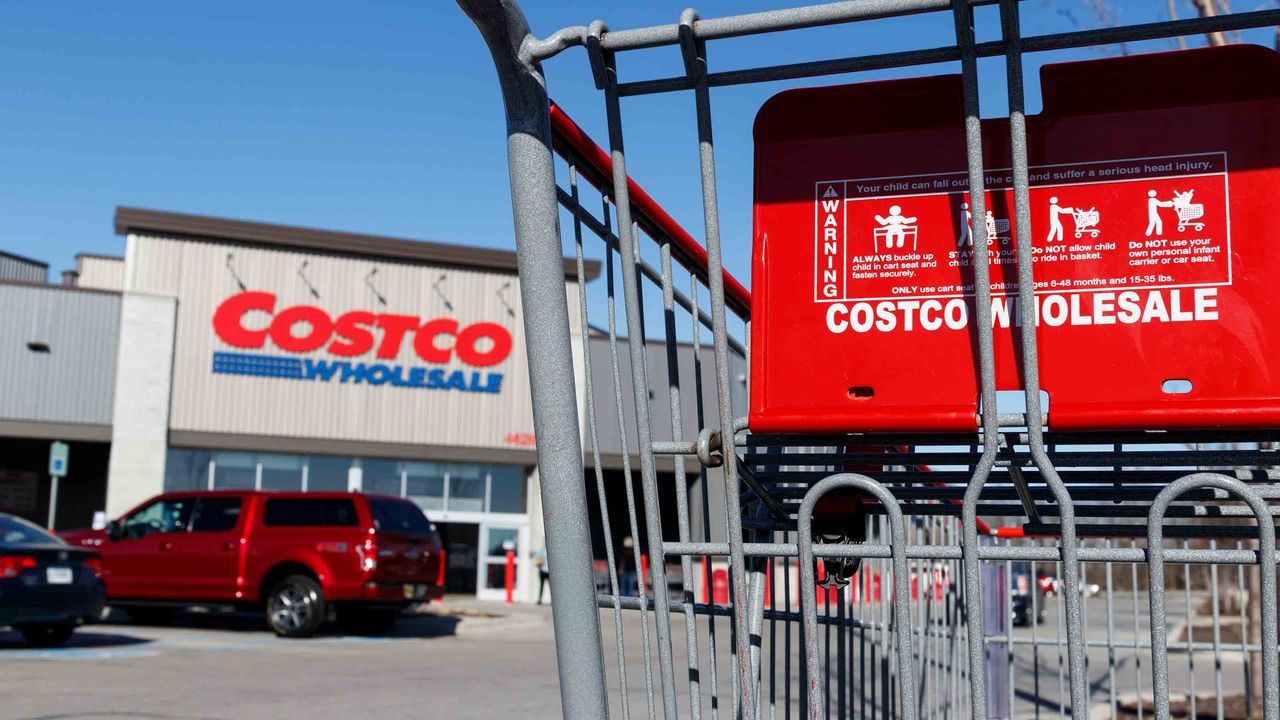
<box><xmin>47</xmin><ymin>441</ymin><xmax>68</xmax><ymax>530</ymax></box>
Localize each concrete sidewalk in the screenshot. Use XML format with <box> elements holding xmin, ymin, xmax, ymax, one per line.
<box><xmin>415</xmin><ymin>595</ymin><xmax>553</xmax><ymax>636</ymax></box>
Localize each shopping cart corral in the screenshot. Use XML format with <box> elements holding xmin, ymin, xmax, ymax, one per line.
<box><xmin>459</xmin><ymin>1</ymin><xmax>1280</xmax><ymax>719</ymax></box>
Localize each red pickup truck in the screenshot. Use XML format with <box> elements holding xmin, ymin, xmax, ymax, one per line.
<box><xmin>61</xmin><ymin>491</ymin><xmax>444</xmax><ymax>637</ymax></box>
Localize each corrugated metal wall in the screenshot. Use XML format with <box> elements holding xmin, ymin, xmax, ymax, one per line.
<box><xmin>587</xmin><ymin>335</ymin><xmax>748</xmax><ymax>462</ymax></box>
<box><xmin>0</xmin><ymin>252</ymin><xmax>48</xmax><ymax>283</ymax></box>
<box><xmin>585</xmin><ymin>335</ymin><xmax>745</xmax><ymax>545</ymax></box>
<box><xmin>0</xmin><ymin>283</ymin><xmax>120</xmax><ymax>425</ymax></box>
<box><xmin>126</xmin><ymin>233</ymin><xmax>581</xmax><ymax>452</ymax></box>
<box><xmin>76</xmin><ymin>255</ymin><xmax>124</xmax><ymax>291</ymax></box>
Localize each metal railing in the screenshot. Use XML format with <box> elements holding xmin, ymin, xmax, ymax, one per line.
<box><xmin>459</xmin><ymin>1</ymin><xmax>1280</xmax><ymax>719</ymax></box>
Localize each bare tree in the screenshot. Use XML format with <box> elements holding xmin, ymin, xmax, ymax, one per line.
<box><xmin>1191</xmin><ymin>0</ymin><xmax>1230</xmax><ymax>45</ymax></box>
<box><xmin>1168</xmin><ymin>0</ymin><xmax>1189</xmax><ymax>48</ymax></box>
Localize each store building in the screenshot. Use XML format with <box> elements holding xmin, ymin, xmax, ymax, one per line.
<box><xmin>0</xmin><ymin>207</ymin><xmax>744</xmax><ymax>602</ymax></box>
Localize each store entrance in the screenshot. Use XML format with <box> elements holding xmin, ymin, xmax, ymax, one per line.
<box><xmin>476</xmin><ymin>524</ymin><xmax>523</xmax><ymax>602</ymax></box>
<box><xmin>437</xmin><ymin>522</ymin><xmax>479</xmax><ymax>595</ymax></box>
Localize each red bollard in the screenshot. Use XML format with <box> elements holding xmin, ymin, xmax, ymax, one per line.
<box><xmin>712</xmin><ymin>568</ymin><xmax>729</xmax><ymax>605</ymax></box>
<box><xmin>701</xmin><ymin>556</ymin><xmax>709</xmax><ymax>604</ymax></box>
<box><xmin>505</xmin><ymin>548</ymin><xmax>515</xmax><ymax>605</ymax></box>
<box><xmin>436</xmin><ymin>548</ymin><xmax>447</xmax><ymax>604</ymax></box>
<box><xmin>640</xmin><ymin>554</ymin><xmax>650</xmax><ymax>591</ymax></box>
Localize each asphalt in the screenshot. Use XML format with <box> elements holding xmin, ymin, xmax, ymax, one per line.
<box><xmin>2</xmin><ymin>598</ymin><xmax>562</xmax><ymax>720</ymax></box>
<box><xmin>2</xmin><ymin>591</ymin><xmax>1254</xmax><ymax>720</ymax></box>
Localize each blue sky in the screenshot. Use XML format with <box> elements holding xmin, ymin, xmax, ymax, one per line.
<box><xmin>0</xmin><ymin>1</ymin><xmax>1267</xmax><ymax>283</ymax></box>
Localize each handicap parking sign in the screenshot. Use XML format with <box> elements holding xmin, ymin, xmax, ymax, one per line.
<box><xmin>48</xmin><ymin>441</ymin><xmax>69</xmax><ymax>477</ymax></box>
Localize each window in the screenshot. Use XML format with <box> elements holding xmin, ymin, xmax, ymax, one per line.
<box><xmin>447</xmin><ymin>463</ymin><xmax>484</xmax><ymax>512</ymax></box>
<box><xmin>405</xmin><ymin>462</ymin><xmax>444</xmax><ymax>511</ymax></box>
<box><xmin>488</xmin><ymin>465</ymin><xmax>525</xmax><ymax>514</ymax></box>
<box><xmin>164</xmin><ymin>449</ymin><xmax>211</xmax><ymax>492</ymax></box>
<box><xmin>122</xmin><ymin>498</ymin><xmax>195</xmax><ymax>540</ymax></box>
<box><xmin>262</xmin><ymin>498</ymin><xmax>358</xmax><ymax>527</ymax></box>
<box><xmin>363</xmin><ymin>459</ymin><xmax>402</xmax><ymax>497</ymax></box>
<box><xmin>486</xmin><ymin>528</ymin><xmax>519</xmax><ymax>557</ymax></box>
<box><xmin>368</xmin><ymin>497</ymin><xmax>432</xmax><ymax>534</ymax></box>
<box><xmin>212</xmin><ymin>452</ymin><xmax>256</xmax><ymax>490</ymax></box>
<box><xmin>306</xmin><ymin>456</ymin><xmax>352</xmax><ymax>492</ymax></box>
<box><xmin>485</xmin><ymin>564</ymin><xmax>510</xmax><ymax>590</ymax></box>
<box><xmin>0</xmin><ymin>515</ymin><xmax>59</xmax><ymax>545</ymax></box>
<box><xmin>260</xmin><ymin>454</ymin><xmax>303</xmax><ymax>492</ymax></box>
<box><xmin>191</xmin><ymin>497</ymin><xmax>242</xmax><ymax>532</ymax></box>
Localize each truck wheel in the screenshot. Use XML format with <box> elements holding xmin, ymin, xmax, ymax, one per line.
<box><xmin>19</xmin><ymin>623</ymin><xmax>76</xmax><ymax>648</ymax></box>
<box><xmin>266</xmin><ymin>574</ymin><xmax>326</xmax><ymax>638</ymax></box>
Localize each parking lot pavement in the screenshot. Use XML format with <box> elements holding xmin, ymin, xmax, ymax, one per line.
<box><xmin>4</xmin><ymin>600</ymin><xmax>563</xmax><ymax>720</ymax></box>
<box><xmin>5</xmin><ymin>592</ymin><xmax>1236</xmax><ymax>720</ymax></box>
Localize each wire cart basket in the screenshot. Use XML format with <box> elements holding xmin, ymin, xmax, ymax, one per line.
<box><xmin>457</xmin><ymin>1</ymin><xmax>1280</xmax><ymax>719</ymax></box>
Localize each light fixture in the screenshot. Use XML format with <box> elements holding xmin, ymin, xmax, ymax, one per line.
<box><xmin>497</xmin><ymin>282</ymin><xmax>517</xmax><ymax>318</ymax></box>
<box><xmin>225</xmin><ymin>253</ymin><xmax>247</xmax><ymax>291</ymax></box>
<box><xmin>298</xmin><ymin>260</ymin><xmax>320</xmax><ymax>299</ymax></box>
<box><xmin>432</xmin><ymin>274</ymin><xmax>454</xmax><ymax>312</ymax></box>
<box><xmin>365</xmin><ymin>267</ymin><xmax>387</xmax><ymax>306</ymax></box>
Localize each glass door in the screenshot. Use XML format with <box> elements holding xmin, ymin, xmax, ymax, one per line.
<box><xmin>477</xmin><ymin>525</ymin><xmax>522</xmax><ymax>601</ymax></box>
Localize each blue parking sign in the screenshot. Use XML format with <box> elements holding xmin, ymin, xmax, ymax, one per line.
<box><xmin>48</xmin><ymin>441</ymin><xmax>69</xmax><ymax>477</ymax></box>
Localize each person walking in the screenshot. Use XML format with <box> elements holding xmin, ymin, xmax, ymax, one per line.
<box><xmin>619</xmin><ymin>536</ymin><xmax>638</xmax><ymax>596</ymax></box>
<box><xmin>533</xmin><ymin>545</ymin><xmax>550</xmax><ymax>605</ymax></box>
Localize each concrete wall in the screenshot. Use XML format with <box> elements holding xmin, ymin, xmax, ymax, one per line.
<box><xmin>105</xmin><ymin>291</ymin><xmax>177</xmax><ymax>517</ymax></box>
<box><xmin>0</xmin><ymin>282</ymin><xmax>119</xmax><ymax>434</ymax></box>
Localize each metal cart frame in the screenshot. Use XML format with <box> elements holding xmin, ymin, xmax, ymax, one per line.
<box><xmin>457</xmin><ymin>1</ymin><xmax>1280</xmax><ymax>719</ymax></box>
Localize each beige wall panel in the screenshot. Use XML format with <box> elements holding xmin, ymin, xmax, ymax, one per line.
<box><xmin>75</xmin><ymin>256</ymin><xmax>125</xmax><ymax>291</ymax></box>
<box><xmin>126</xmin><ymin>233</ymin><xmax>583</xmax><ymax>453</ymax></box>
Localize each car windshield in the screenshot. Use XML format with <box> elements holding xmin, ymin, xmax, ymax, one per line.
<box><xmin>368</xmin><ymin>498</ymin><xmax>432</xmax><ymax>534</ymax></box>
<box><xmin>0</xmin><ymin>515</ymin><xmax>61</xmax><ymax>545</ymax></box>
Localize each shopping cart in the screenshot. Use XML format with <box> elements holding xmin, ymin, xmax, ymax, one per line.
<box><xmin>459</xmin><ymin>2</ymin><xmax>1280</xmax><ymax>719</ymax></box>
<box><xmin>987</xmin><ymin>213</ymin><xmax>1011</xmax><ymax>245</ymax></box>
<box><xmin>1072</xmin><ymin>209</ymin><xmax>1100</xmax><ymax>238</ymax></box>
<box><xmin>1177</xmin><ymin>203</ymin><xmax>1206</xmax><ymax>232</ymax></box>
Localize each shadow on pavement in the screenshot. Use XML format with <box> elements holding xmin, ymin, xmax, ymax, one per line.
<box><xmin>0</xmin><ymin>628</ymin><xmax>153</xmax><ymax>651</ymax></box>
<box><xmin>102</xmin><ymin>607</ymin><xmax>463</xmax><ymax>639</ymax></box>
<box><xmin>373</xmin><ymin>614</ymin><xmax>462</xmax><ymax>639</ymax></box>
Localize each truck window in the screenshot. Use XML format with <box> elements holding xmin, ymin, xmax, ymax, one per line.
<box><xmin>368</xmin><ymin>497</ymin><xmax>431</xmax><ymax>534</ymax></box>
<box><xmin>261</xmin><ymin>498</ymin><xmax>358</xmax><ymax>527</ymax></box>
<box><xmin>122</xmin><ymin>497</ymin><xmax>195</xmax><ymax>540</ymax></box>
<box><xmin>191</xmin><ymin>497</ymin><xmax>242</xmax><ymax>532</ymax></box>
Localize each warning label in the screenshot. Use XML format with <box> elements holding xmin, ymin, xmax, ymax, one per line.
<box><xmin>813</xmin><ymin>152</ymin><xmax>1231</xmax><ymax>314</ymax></box>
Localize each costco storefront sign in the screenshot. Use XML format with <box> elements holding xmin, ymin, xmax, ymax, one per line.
<box><xmin>211</xmin><ymin>291</ymin><xmax>513</xmax><ymax>394</ymax></box>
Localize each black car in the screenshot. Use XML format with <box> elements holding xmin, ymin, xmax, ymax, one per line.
<box><xmin>1010</xmin><ymin>561</ymin><xmax>1049</xmax><ymax>626</ymax></box>
<box><xmin>0</xmin><ymin>513</ymin><xmax>105</xmax><ymax>647</ymax></box>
